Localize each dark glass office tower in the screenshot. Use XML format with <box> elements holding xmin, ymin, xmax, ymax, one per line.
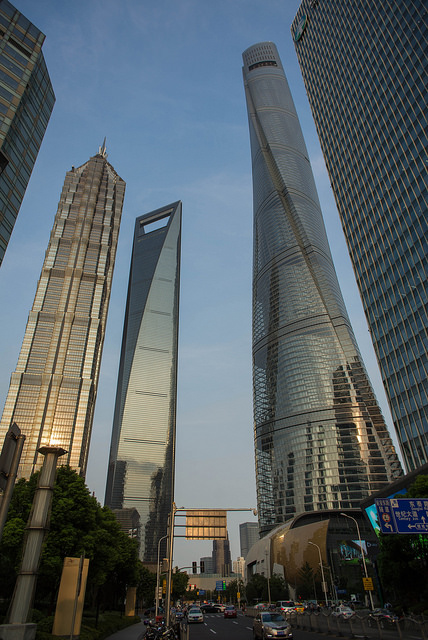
<box><xmin>292</xmin><ymin>1</ymin><xmax>427</xmax><ymax>471</ymax></box>
<box><xmin>0</xmin><ymin>144</ymin><xmax>125</xmax><ymax>478</ymax></box>
<box><xmin>242</xmin><ymin>42</ymin><xmax>402</xmax><ymax>535</ymax></box>
<box><xmin>105</xmin><ymin>202</ymin><xmax>181</xmax><ymax>562</ymax></box>
<box><xmin>0</xmin><ymin>0</ymin><xmax>54</xmax><ymax>266</ymax></box>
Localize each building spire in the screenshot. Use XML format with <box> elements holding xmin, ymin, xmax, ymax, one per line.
<box><xmin>98</xmin><ymin>137</ymin><xmax>107</xmax><ymax>158</ymax></box>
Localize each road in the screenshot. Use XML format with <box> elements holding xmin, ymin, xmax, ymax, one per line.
<box><xmin>185</xmin><ymin>611</ymin><xmax>426</xmax><ymax>640</ymax></box>
<box><xmin>186</xmin><ymin>611</ymin><xmax>329</xmax><ymax>639</ymax></box>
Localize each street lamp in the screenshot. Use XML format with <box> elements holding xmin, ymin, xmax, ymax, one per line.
<box><xmin>265</xmin><ymin>549</ymin><xmax>271</xmax><ymax>605</ymax></box>
<box><xmin>155</xmin><ymin>534</ymin><xmax>169</xmax><ymax>619</ymax></box>
<box><xmin>308</xmin><ymin>541</ymin><xmax>328</xmax><ymax>606</ymax></box>
<box><xmin>340</xmin><ymin>512</ymin><xmax>374</xmax><ymax>610</ymax></box>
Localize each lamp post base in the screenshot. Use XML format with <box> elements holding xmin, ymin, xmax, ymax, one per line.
<box><xmin>0</xmin><ymin>623</ymin><xmax>37</xmax><ymax>640</ymax></box>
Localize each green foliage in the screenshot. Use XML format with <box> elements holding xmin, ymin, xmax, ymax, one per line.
<box><xmin>269</xmin><ymin>574</ymin><xmax>289</xmax><ymax>601</ymax></box>
<box><xmin>0</xmin><ymin>466</ymin><xmax>140</xmax><ymax>611</ymax></box>
<box><xmin>246</xmin><ymin>573</ymin><xmax>268</xmax><ymax>603</ymax></box>
<box><xmin>296</xmin><ymin>561</ymin><xmax>315</xmax><ymax>600</ymax></box>
<box><xmin>172</xmin><ymin>569</ymin><xmax>189</xmax><ymax>601</ymax></box>
<box><xmin>377</xmin><ymin>473</ymin><xmax>428</xmax><ymax>613</ymax></box>
<box><xmin>136</xmin><ymin>564</ymin><xmax>157</xmax><ymax>606</ymax></box>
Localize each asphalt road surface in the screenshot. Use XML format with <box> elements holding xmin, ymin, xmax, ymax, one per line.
<box><xmin>186</xmin><ymin>611</ymin><xmax>332</xmax><ymax>639</ymax></box>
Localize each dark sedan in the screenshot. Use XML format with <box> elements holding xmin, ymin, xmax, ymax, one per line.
<box><xmin>367</xmin><ymin>608</ymin><xmax>401</xmax><ymax>629</ymax></box>
<box><xmin>201</xmin><ymin>603</ymin><xmax>221</xmax><ymax>613</ymax></box>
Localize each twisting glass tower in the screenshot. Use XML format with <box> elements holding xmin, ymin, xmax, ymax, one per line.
<box><xmin>242</xmin><ymin>42</ymin><xmax>402</xmax><ymax>535</ymax></box>
<box><xmin>105</xmin><ymin>202</ymin><xmax>181</xmax><ymax>562</ymax></box>
<box><xmin>292</xmin><ymin>0</ymin><xmax>427</xmax><ymax>471</ymax></box>
<box><xmin>0</xmin><ymin>144</ymin><xmax>125</xmax><ymax>478</ymax></box>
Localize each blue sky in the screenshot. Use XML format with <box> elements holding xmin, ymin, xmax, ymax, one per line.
<box><xmin>0</xmin><ymin>0</ymin><xmax>401</xmax><ymax>569</ymax></box>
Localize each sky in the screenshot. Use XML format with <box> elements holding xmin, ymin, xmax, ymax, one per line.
<box><xmin>0</xmin><ymin>0</ymin><xmax>402</xmax><ymax>570</ymax></box>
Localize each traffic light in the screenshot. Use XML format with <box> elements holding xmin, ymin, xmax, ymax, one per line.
<box><xmin>200</xmin><ymin>561</ymin><xmax>205</xmax><ymax>573</ymax></box>
<box><xmin>192</xmin><ymin>561</ymin><xmax>197</xmax><ymax>574</ymax></box>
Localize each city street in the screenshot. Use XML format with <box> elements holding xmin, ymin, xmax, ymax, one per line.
<box><xmin>184</xmin><ymin>612</ymin><xmax>428</xmax><ymax>640</ymax></box>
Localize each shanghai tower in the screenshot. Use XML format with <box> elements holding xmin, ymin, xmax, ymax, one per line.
<box><xmin>242</xmin><ymin>42</ymin><xmax>402</xmax><ymax>535</ymax></box>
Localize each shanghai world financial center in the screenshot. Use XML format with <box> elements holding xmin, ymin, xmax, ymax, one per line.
<box><xmin>105</xmin><ymin>203</ymin><xmax>181</xmax><ymax>562</ymax></box>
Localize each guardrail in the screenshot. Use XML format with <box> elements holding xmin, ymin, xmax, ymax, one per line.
<box><xmin>245</xmin><ymin>607</ymin><xmax>428</xmax><ymax>640</ymax></box>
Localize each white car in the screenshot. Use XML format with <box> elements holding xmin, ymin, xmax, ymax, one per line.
<box><xmin>332</xmin><ymin>605</ymin><xmax>355</xmax><ymax>619</ymax></box>
<box><xmin>187</xmin><ymin>607</ymin><xmax>204</xmax><ymax>623</ymax></box>
<box><xmin>253</xmin><ymin>612</ymin><xmax>293</xmax><ymax>639</ymax></box>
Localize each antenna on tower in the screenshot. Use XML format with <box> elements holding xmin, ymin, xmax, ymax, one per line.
<box><xmin>99</xmin><ymin>137</ymin><xmax>107</xmax><ymax>158</ymax></box>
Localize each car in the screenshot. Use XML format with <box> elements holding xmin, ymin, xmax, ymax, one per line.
<box><xmin>187</xmin><ymin>606</ymin><xmax>204</xmax><ymax>623</ymax></box>
<box><xmin>255</xmin><ymin>602</ymin><xmax>269</xmax><ymax>610</ymax></box>
<box><xmin>276</xmin><ymin>601</ymin><xmax>296</xmax><ymax>614</ymax></box>
<box><xmin>367</xmin><ymin>608</ymin><xmax>400</xmax><ymax>629</ymax></box>
<box><xmin>215</xmin><ymin>603</ymin><xmax>226</xmax><ymax>612</ymax></box>
<box><xmin>294</xmin><ymin>603</ymin><xmax>305</xmax><ymax>613</ymax></box>
<box><xmin>332</xmin><ymin>605</ymin><xmax>355</xmax><ymax>619</ymax></box>
<box><xmin>224</xmin><ymin>605</ymin><xmax>237</xmax><ymax>618</ymax></box>
<box><xmin>201</xmin><ymin>603</ymin><xmax>220</xmax><ymax>613</ymax></box>
<box><xmin>253</xmin><ymin>611</ymin><xmax>293</xmax><ymax>639</ymax></box>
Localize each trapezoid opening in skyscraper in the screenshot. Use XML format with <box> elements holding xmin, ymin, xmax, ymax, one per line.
<box><xmin>105</xmin><ymin>201</ymin><xmax>181</xmax><ymax>563</ymax></box>
<box><xmin>242</xmin><ymin>42</ymin><xmax>402</xmax><ymax>536</ymax></box>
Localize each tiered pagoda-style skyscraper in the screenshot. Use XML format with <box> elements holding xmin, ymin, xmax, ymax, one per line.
<box><xmin>0</xmin><ymin>144</ymin><xmax>125</xmax><ymax>478</ymax></box>
<box><xmin>292</xmin><ymin>0</ymin><xmax>427</xmax><ymax>471</ymax></box>
<box><xmin>0</xmin><ymin>0</ymin><xmax>55</xmax><ymax>266</ymax></box>
<box><xmin>105</xmin><ymin>202</ymin><xmax>181</xmax><ymax>563</ymax></box>
<box><xmin>242</xmin><ymin>42</ymin><xmax>402</xmax><ymax>535</ymax></box>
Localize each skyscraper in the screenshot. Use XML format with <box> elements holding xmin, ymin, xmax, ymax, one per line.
<box><xmin>239</xmin><ymin>521</ymin><xmax>259</xmax><ymax>559</ymax></box>
<box><xmin>0</xmin><ymin>0</ymin><xmax>55</xmax><ymax>266</ymax></box>
<box><xmin>292</xmin><ymin>1</ymin><xmax>427</xmax><ymax>471</ymax></box>
<box><xmin>105</xmin><ymin>202</ymin><xmax>181</xmax><ymax>563</ymax></box>
<box><xmin>242</xmin><ymin>42</ymin><xmax>402</xmax><ymax>535</ymax></box>
<box><xmin>0</xmin><ymin>144</ymin><xmax>125</xmax><ymax>478</ymax></box>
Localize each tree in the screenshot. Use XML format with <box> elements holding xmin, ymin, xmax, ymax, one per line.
<box><xmin>296</xmin><ymin>561</ymin><xmax>315</xmax><ymax>600</ymax></box>
<box><xmin>269</xmin><ymin>574</ymin><xmax>289</xmax><ymax>601</ymax></box>
<box><xmin>246</xmin><ymin>574</ymin><xmax>268</xmax><ymax>604</ymax></box>
<box><xmin>377</xmin><ymin>474</ymin><xmax>428</xmax><ymax>613</ymax></box>
<box><xmin>0</xmin><ymin>466</ymin><xmax>140</xmax><ymax>611</ymax></box>
<box><xmin>172</xmin><ymin>570</ymin><xmax>189</xmax><ymax>601</ymax></box>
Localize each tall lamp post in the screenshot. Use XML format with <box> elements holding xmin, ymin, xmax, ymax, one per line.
<box><xmin>340</xmin><ymin>512</ymin><xmax>374</xmax><ymax>610</ymax></box>
<box><xmin>308</xmin><ymin>541</ymin><xmax>328</xmax><ymax>606</ymax></box>
<box><xmin>155</xmin><ymin>534</ymin><xmax>168</xmax><ymax>619</ymax></box>
<box><xmin>265</xmin><ymin>549</ymin><xmax>271</xmax><ymax>606</ymax></box>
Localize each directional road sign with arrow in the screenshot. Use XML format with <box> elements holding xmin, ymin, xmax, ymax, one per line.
<box><xmin>375</xmin><ymin>498</ymin><xmax>428</xmax><ymax>534</ymax></box>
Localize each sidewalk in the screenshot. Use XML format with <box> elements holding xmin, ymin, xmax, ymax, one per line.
<box><xmin>104</xmin><ymin>620</ymin><xmax>146</xmax><ymax>640</ymax></box>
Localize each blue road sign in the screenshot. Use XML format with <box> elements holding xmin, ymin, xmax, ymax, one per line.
<box><xmin>375</xmin><ymin>498</ymin><xmax>428</xmax><ymax>534</ymax></box>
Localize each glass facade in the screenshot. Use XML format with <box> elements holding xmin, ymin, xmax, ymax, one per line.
<box><xmin>105</xmin><ymin>202</ymin><xmax>181</xmax><ymax>563</ymax></box>
<box><xmin>0</xmin><ymin>146</ymin><xmax>125</xmax><ymax>478</ymax></box>
<box><xmin>292</xmin><ymin>1</ymin><xmax>427</xmax><ymax>471</ymax></box>
<box><xmin>242</xmin><ymin>43</ymin><xmax>402</xmax><ymax>536</ymax></box>
<box><xmin>0</xmin><ymin>0</ymin><xmax>55</xmax><ymax>266</ymax></box>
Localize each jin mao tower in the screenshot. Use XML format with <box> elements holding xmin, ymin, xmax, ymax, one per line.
<box><xmin>292</xmin><ymin>0</ymin><xmax>427</xmax><ymax>470</ymax></box>
<box><xmin>242</xmin><ymin>42</ymin><xmax>402</xmax><ymax>535</ymax></box>
<box><xmin>105</xmin><ymin>202</ymin><xmax>181</xmax><ymax>563</ymax></box>
<box><xmin>0</xmin><ymin>144</ymin><xmax>125</xmax><ymax>478</ymax></box>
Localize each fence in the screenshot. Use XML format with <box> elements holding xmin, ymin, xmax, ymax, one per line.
<box><xmin>246</xmin><ymin>607</ymin><xmax>428</xmax><ymax>640</ymax></box>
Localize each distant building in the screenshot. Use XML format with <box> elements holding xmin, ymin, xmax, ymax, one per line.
<box><xmin>105</xmin><ymin>202</ymin><xmax>181</xmax><ymax>563</ymax></box>
<box><xmin>292</xmin><ymin>1</ymin><xmax>427</xmax><ymax>471</ymax></box>
<box><xmin>0</xmin><ymin>144</ymin><xmax>125</xmax><ymax>477</ymax></box>
<box><xmin>200</xmin><ymin>556</ymin><xmax>214</xmax><ymax>574</ymax></box>
<box><xmin>242</xmin><ymin>42</ymin><xmax>402</xmax><ymax>536</ymax></box>
<box><xmin>212</xmin><ymin>535</ymin><xmax>232</xmax><ymax>576</ymax></box>
<box><xmin>239</xmin><ymin>522</ymin><xmax>259</xmax><ymax>558</ymax></box>
<box><xmin>233</xmin><ymin>556</ymin><xmax>245</xmax><ymax>581</ymax></box>
<box><xmin>112</xmin><ymin>507</ymin><xmax>140</xmax><ymax>540</ymax></box>
<box><xmin>0</xmin><ymin>0</ymin><xmax>54</xmax><ymax>266</ymax></box>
